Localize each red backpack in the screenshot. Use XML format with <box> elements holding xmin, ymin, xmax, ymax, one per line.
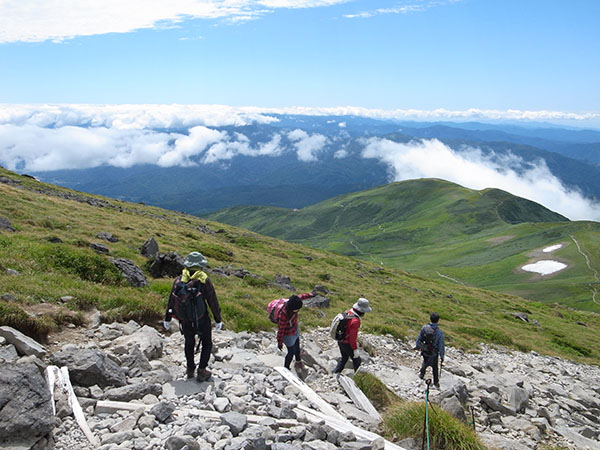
<box><xmin>267</xmin><ymin>297</ymin><xmax>288</xmax><ymax>324</ymax></box>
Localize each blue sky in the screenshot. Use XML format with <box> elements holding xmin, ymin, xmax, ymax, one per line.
<box><xmin>0</xmin><ymin>0</ymin><xmax>599</xmax><ymax>121</ymax></box>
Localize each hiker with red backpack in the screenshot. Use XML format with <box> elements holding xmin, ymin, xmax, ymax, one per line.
<box><xmin>415</xmin><ymin>312</ymin><xmax>445</xmax><ymax>388</ymax></box>
<box><xmin>271</xmin><ymin>293</ymin><xmax>314</xmax><ymax>370</ymax></box>
<box><xmin>332</xmin><ymin>298</ymin><xmax>372</xmax><ymax>374</ymax></box>
<box><xmin>164</xmin><ymin>251</ymin><xmax>223</xmax><ymax>382</ymax></box>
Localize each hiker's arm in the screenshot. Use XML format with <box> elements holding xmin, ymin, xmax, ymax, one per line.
<box><xmin>202</xmin><ymin>278</ymin><xmax>222</xmax><ymax>323</ymax></box>
<box><xmin>164</xmin><ymin>281</ymin><xmax>176</xmax><ymax>321</ymax></box>
<box><xmin>414</xmin><ymin>328</ymin><xmax>423</xmax><ymax>350</ymax></box>
<box><xmin>298</xmin><ymin>293</ymin><xmax>314</xmax><ymax>300</ymax></box>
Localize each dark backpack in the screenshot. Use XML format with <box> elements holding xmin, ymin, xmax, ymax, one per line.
<box><xmin>420</xmin><ymin>325</ymin><xmax>438</xmax><ymax>354</ymax></box>
<box><xmin>330</xmin><ymin>311</ymin><xmax>353</xmax><ymax>341</ymax></box>
<box><xmin>168</xmin><ymin>276</ymin><xmax>207</xmax><ymax>324</ymax></box>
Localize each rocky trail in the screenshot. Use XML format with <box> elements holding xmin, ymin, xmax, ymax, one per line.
<box><xmin>1</xmin><ymin>316</ymin><xmax>600</xmax><ymax>450</ymax></box>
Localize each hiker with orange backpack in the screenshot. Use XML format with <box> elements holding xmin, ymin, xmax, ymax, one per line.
<box><xmin>271</xmin><ymin>293</ymin><xmax>314</xmax><ymax>370</ymax></box>
<box><xmin>164</xmin><ymin>252</ymin><xmax>223</xmax><ymax>382</ymax></box>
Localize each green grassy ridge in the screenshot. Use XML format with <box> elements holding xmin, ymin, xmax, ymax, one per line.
<box><xmin>1</xmin><ymin>167</ymin><xmax>599</xmax><ymax>366</ymax></box>
<box><xmin>207</xmin><ymin>179</ymin><xmax>600</xmax><ymax>311</ymax></box>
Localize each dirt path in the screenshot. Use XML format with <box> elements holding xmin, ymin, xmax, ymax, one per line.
<box><xmin>570</xmin><ymin>234</ymin><xmax>599</xmax><ymax>305</ymax></box>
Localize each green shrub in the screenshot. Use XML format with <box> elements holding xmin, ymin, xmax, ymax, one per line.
<box><xmin>456</xmin><ymin>326</ymin><xmax>513</xmax><ymax>346</ymax></box>
<box><xmin>38</xmin><ymin>246</ymin><xmax>124</xmax><ymax>285</ymax></box>
<box><xmin>354</xmin><ymin>372</ymin><xmax>401</xmax><ymax>410</ymax></box>
<box><xmin>551</xmin><ymin>337</ymin><xmax>592</xmax><ymax>357</ymax></box>
<box><xmin>384</xmin><ymin>401</ymin><xmax>486</xmax><ymax>450</ymax></box>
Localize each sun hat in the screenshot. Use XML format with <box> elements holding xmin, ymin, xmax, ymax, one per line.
<box><xmin>353</xmin><ymin>297</ymin><xmax>372</xmax><ymax>313</ymax></box>
<box><xmin>184</xmin><ymin>251</ymin><xmax>208</xmax><ymax>268</ymax></box>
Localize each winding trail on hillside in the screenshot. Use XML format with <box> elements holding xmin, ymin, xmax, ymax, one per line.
<box><xmin>436</xmin><ymin>272</ymin><xmax>465</xmax><ymax>285</ymax></box>
<box><xmin>570</xmin><ymin>234</ymin><xmax>599</xmax><ymax>305</ymax></box>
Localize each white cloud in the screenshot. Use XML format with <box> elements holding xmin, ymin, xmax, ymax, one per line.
<box><xmin>0</xmin><ymin>122</ymin><xmax>284</xmax><ymax>171</ymax></box>
<box><xmin>287</xmin><ymin>129</ymin><xmax>328</xmax><ymax>162</ymax></box>
<box><xmin>344</xmin><ymin>0</ymin><xmax>461</xmax><ymax>19</ymax></box>
<box><xmin>361</xmin><ymin>137</ymin><xmax>600</xmax><ymax>221</ymax></box>
<box><xmin>0</xmin><ymin>0</ymin><xmax>350</xmax><ymax>44</ymax></box>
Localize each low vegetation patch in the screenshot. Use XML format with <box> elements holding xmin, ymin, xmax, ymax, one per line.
<box><xmin>551</xmin><ymin>337</ymin><xmax>592</xmax><ymax>357</ymax></box>
<box><xmin>354</xmin><ymin>372</ymin><xmax>401</xmax><ymax>410</ymax></box>
<box><xmin>383</xmin><ymin>401</ymin><xmax>486</xmax><ymax>450</ymax></box>
<box><xmin>37</xmin><ymin>245</ymin><xmax>124</xmax><ymax>285</ymax></box>
<box><xmin>455</xmin><ymin>326</ymin><xmax>514</xmax><ymax>346</ymax></box>
<box><xmin>0</xmin><ymin>301</ymin><xmax>57</xmax><ymax>342</ymax></box>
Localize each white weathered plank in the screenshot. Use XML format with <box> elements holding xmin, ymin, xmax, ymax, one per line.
<box><xmin>46</xmin><ymin>366</ymin><xmax>100</xmax><ymax>448</ymax></box>
<box><xmin>186</xmin><ymin>408</ymin><xmax>301</xmax><ymax>427</ymax></box>
<box><xmin>94</xmin><ymin>400</ymin><xmax>152</xmax><ymax>414</ymax></box>
<box><xmin>273</xmin><ymin>366</ymin><xmax>346</xmax><ymax>422</ymax></box>
<box><xmin>338</xmin><ymin>374</ymin><xmax>382</xmax><ymax>422</ymax></box>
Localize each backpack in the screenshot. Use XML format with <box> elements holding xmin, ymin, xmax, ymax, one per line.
<box><xmin>329</xmin><ymin>311</ymin><xmax>353</xmax><ymax>341</ymax></box>
<box><xmin>267</xmin><ymin>297</ymin><xmax>288</xmax><ymax>324</ymax></box>
<box><xmin>168</xmin><ymin>277</ymin><xmax>206</xmax><ymax>323</ymax></box>
<box><xmin>419</xmin><ymin>325</ymin><xmax>438</xmax><ymax>354</ymax></box>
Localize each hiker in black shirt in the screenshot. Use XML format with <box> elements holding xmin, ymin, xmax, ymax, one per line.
<box><xmin>415</xmin><ymin>312</ymin><xmax>445</xmax><ymax>388</ymax></box>
<box><xmin>164</xmin><ymin>251</ymin><xmax>223</xmax><ymax>382</ymax></box>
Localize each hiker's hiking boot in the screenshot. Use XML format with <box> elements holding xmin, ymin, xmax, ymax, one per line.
<box><xmin>434</xmin><ymin>382</ymin><xmax>440</xmax><ymax>389</ymax></box>
<box><xmin>294</xmin><ymin>361</ymin><xmax>305</xmax><ymax>370</ymax></box>
<box><xmin>186</xmin><ymin>369</ymin><xmax>195</xmax><ymax>379</ymax></box>
<box><xmin>196</xmin><ymin>368</ymin><xmax>212</xmax><ymax>382</ymax></box>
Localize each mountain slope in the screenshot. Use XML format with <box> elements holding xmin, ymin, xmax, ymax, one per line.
<box><xmin>208</xmin><ymin>179</ymin><xmax>600</xmax><ymax>311</ymax></box>
<box><xmin>1</xmin><ymin>167</ymin><xmax>599</xmax><ymax>365</ymax></box>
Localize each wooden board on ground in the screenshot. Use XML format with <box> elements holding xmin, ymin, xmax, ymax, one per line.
<box><xmin>338</xmin><ymin>374</ymin><xmax>382</xmax><ymax>422</ymax></box>
<box><xmin>274</xmin><ymin>366</ymin><xmax>346</xmax><ymax>422</ymax></box>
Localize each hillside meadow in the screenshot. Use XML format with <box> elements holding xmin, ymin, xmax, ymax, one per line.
<box><xmin>0</xmin><ymin>167</ymin><xmax>599</xmax><ymax>366</ymax></box>
<box><xmin>208</xmin><ymin>179</ymin><xmax>600</xmax><ymax>311</ymax></box>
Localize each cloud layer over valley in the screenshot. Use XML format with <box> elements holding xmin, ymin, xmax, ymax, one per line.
<box><xmin>1</xmin><ymin>104</ymin><xmax>599</xmax><ymax>222</ymax></box>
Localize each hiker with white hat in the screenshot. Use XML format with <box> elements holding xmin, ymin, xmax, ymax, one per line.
<box><xmin>164</xmin><ymin>251</ymin><xmax>223</xmax><ymax>382</ymax></box>
<box><xmin>332</xmin><ymin>297</ymin><xmax>372</xmax><ymax>374</ymax></box>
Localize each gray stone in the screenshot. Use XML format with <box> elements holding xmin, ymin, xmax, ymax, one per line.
<box><xmin>0</xmin><ymin>217</ymin><xmax>16</xmax><ymax>232</ymax></box>
<box><xmin>148</xmin><ymin>251</ymin><xmax>185</xmax><ymax>278</ymax></box>
<box><xmin>110</xmin><ymin>257</ymin><xmax>147</xmax><ymax>287</ymax></box>
<box><xmin>508</xmin><ymin>386</ymin><xmax>529</xmax><ymax>413</ymax></box>
<box><xmin>0</xmin><ymin>364</ymin><xmax>55</xmax><ymax>446</ymax></box>
<box><xmin>165</xmin><ymin>435</ymin><xmax>201</xmax><ymax>450</ymax></box>
<box><xmin>221</xmin><ymin>411</ymin><xmax>248</xmax><ymax>437</ymax></box>
<box><xmin>90</xmin><ymin>242</ymin><xmax>110</xmax><ymax>253</ymax></box>
<box><xmin>149</xmin><ymin>401</ymin><xmax>176</xmax><ymax>423</ymax></box>
<box><xmin>140</xmin><ymin>237</ymin><xmax>159</xmax><ymax>258</ymax></box>
<box><xmin>112</xmin><ymin>325</ymin><xmax>163</xmax><ymax>360</ymax></box>
<box><xmin>49</xmin><ymin>348</ymin><xmax>126</xmax><ymax>388</ymax></box>
<box><xmin>0</xmin><ymin>326</ymin><xmax>47</xmax><ymax>357</ymax></box>
<box><xmin>441</xmin><ymin>395</ymin><xmax>467</xmax><ymax>422</ymax></box>
<box><xmin>97</xmin><ymin>231</ymin><xmax>119</xmax><ymax>242</ymax></box>
<box><xmin>0</xmin><ymin>343</ymin><xmax>19</xmax><ymax>362</ymax></box>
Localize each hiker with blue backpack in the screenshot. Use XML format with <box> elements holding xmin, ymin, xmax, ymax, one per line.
<box><xmin>269</xmin><ymin>293</ymin><xmax>315</xmax><ymax>370</ymax></box>
<box><xmin>164</xmin><ymin>252</ymin><xmax>223</xmax><ymax>382</ymax></box>
<box><xmin>332</xmin><ymin>298</ymin><xmax>372</xmax><ymax>374</ymax></box>
<box><xmin>415</xmin><ymin>312</ymin><xmax>445</xmax><ymax>388</ymax></box>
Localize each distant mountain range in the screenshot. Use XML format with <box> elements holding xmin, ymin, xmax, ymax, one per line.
<box><xmin>29</xmin><ymin>116</ymin><xmax>600</xmax><ymax>217</ymax></box>
<box><xmin>208</xmin><ymin>178</ymin><xmax>600</xmax><ymax>311</ymax></box>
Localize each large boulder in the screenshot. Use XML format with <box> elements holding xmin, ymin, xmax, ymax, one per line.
<box><xmin>0</xmin><ymin>364</ymin><xmax>55</xmax><ymax>448</ymax></box>
<box><xmin>112</xmin><ymin>325</ymin><xmax>164</xmax><ymax>360</ymax></box>
<box><xmin>50</xmin><ymin>348</ymin><xmax>127</xmax><ymax>388</ymax></box>
<box><xmin>148</xmin><ymin>252</ymin><xmax>185</xmax><ymax>278</ymax></box>
<box><xmin>0</xmin><ymin>326</ymin><xmax>47</xmax><ymax>358</ymax></box>
<box><xmin>110</xmin><ymin>257</ymin><xmax>148</xmax><ymax>287</ymax></box>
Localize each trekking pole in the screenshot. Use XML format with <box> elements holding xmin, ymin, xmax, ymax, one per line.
<box><xmin>469</xmin><ymin>406</ymin><xmax>476</xmax><ymax>431</ymax></box>
<box><xmin>421</xmin><ymin>379</ymin><xmax>431</xmax><ymax>450</ymax></box>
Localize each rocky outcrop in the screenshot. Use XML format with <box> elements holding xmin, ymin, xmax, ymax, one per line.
<box><xmin>140</xmin><ymin>236</ymin><xmax>159</xmax><ymax>257</ymax></box>
<box><xmin>1</xmin><ymin>320</ymin><xmax>599</xmax><ymax>450</ymax></box>
<box><xmin>148</xmin><ymin>251</ymin><xmax>185</xmax><ymax>278</ymax></box>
